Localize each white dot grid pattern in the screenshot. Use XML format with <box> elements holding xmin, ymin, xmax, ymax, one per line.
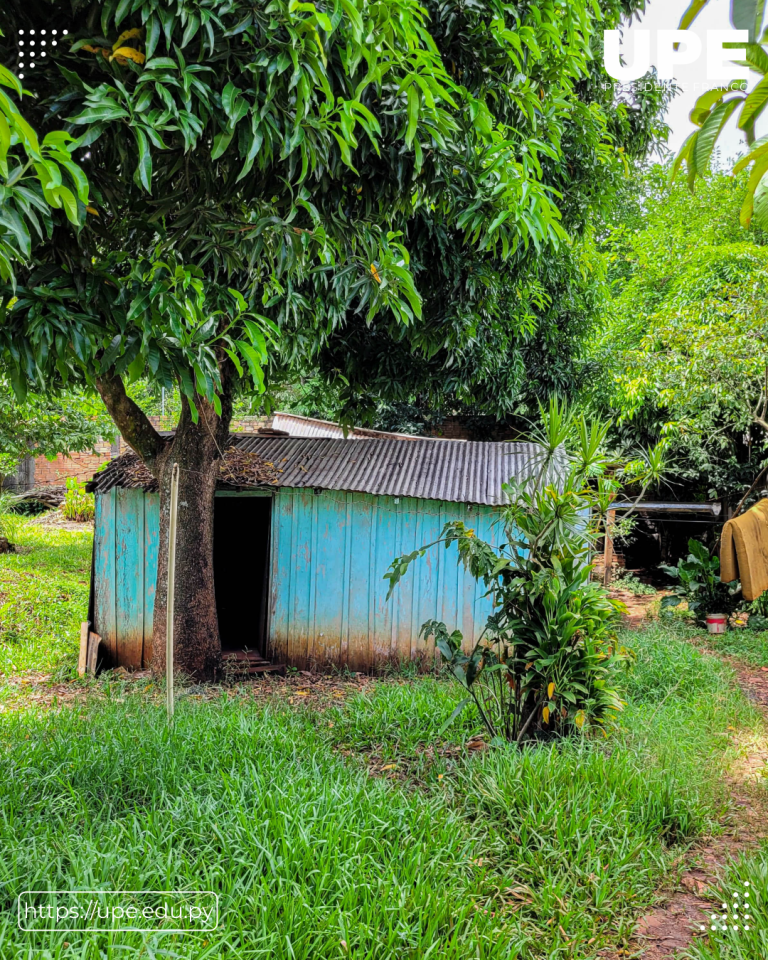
<box><xmin>16</xmin><ymin>25</ymin><xmax>67</xmax><ymax>78</ymax></box>
<box><xmin>699</xmin><ymin>881</ymin><xmax>755</xmax><ymax>936</ymax></box>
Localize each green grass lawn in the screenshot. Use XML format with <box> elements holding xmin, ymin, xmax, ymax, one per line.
<box><xmin>685</xmin><ymin>848</ymin><xmax>768</xmax><ymax>960</ymax></box>
<box><xmin>705</xmin><ymin>627</ymin><xmax>768</xmax><ymax>668</ymax></box>
<box><xmin>0</xmin><ymin>523</ymin><xmax>766</xmax><ymax>958</ymax></box>
<box><xmin>0</xmin><ymin>522</ymin><xmax>92</xmax><ymax>678</ymax></box>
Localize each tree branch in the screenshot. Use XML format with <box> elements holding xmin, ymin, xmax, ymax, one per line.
<box><xmin>515</xmin><ymin>694</ymin><xmax>544</xmax><ymax>744</ymax></box>
<box><xmin>95</xmin><ymin>369</ymin><xmax>166</xmax><ymax>468</ymax></box>
<box><xmin>732</xmin><ymin>463</ymin><xmax>768</xmax><ymax>520</ymax></box>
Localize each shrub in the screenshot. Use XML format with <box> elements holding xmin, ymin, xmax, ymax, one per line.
<box><xmin>61</xmin><ymin>477</ymin><xmax>95</xmax><ymax>523</ymax></box>
<box><xmin>386</xmin><ymin>400</ymin><xmax>666</xmax><ymax>744</ymax></box>
<box><xmin>612</xmin><ymin>571</ymin><xmax>656</xmax><ymax>595</ymax></box>
<box><xmin>660</xmin><ymin>538</ymin><xmax>741</xmax><ymax>626</ymax></box>
<box><xmin>0</xmin><ymin>491</ymin><xmax>24</xmax><ymax>547</ymax></box>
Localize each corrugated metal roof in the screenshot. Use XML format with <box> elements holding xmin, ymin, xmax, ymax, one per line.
<box><xmin>237</xmin><ymin>437</ymin><xmax>542</xmax><ymax>505</ymax></box>
<box><xmin>90</xmin><ymin>437</ymin><xmax>551</xmax><ymax>506</ymax></box>
<box><xmin>270</xmin><ymin>412</ymin><xmax>426</xmax><ymax>440</ymax></box>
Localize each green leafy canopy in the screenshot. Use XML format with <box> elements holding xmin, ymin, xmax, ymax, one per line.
<box><xmin>0</xmin><ymin>0</ymin><xmax>606</xmax><ymax>422</ymax></box>
<box><xmin>672</xmin><ymin>0</ymin><xmax>768</xmax><ymax>226</ymax></box>
<box><xmin>0</xmin><ymin>36</ymin><xmax>88</xmax><ymax>289</ymax></box>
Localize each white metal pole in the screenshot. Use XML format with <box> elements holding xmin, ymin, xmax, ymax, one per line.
<box><xmin>166</xmin><ymin>462</ymin><xmax>179</xmax><ymax>723</ymax></box>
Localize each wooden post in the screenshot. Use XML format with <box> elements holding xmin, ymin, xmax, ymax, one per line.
<box><xmin>78</xmin><ymin>622</ymin><xmax>90</xmax><ymax>677</ymax></box>
<box><xmin>603</xmin><ymin>509</ymin><xmax>615</xmax><ymax>588</ymax></box>
<box><xmin>86</xmin><ymin>631</ymin><xmax>102</xmax><ymax>675</ymax></box>
<box><xmin>166</xmin><ymin>463</ymin><xmax>179</xmax><ymax>724</ymax></box>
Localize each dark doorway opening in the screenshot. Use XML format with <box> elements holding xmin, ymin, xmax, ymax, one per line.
<box><xmin>213</xmin><ymin>495</ymin><xmax>272</xmax><ymax>655</ymax></box>
<box><xmin>617</xmin><ymin>516</ymin><xmax>723</xmax><ymax>587</ymax></box>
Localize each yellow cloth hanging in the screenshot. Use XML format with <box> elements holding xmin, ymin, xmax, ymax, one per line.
<box><xmin>720</xmin><ymin>498</ymin><xmax>768</xmax><ymax>601</ymax></box>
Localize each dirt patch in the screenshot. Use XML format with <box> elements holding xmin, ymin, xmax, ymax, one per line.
<box><xmin>683</xmin><ymin>636</ymin><xmax>768</xmax><ymax>710</ymax></box>
<box><xmin>729</xmin><ymin>729</ymin><xmax>768</xmax><ymax>785</ymax></box>
<box><xmin>360</xmin><ymin>735</ymin><xmax>488</xmax><ymax>784</ymax></box>
<box><xmin>614</xmin><ymin>782</ymin><xmax>767</xmax><ymax>960</ymax></box>
<box><xmin>603</xmin><ymin>638</ymin><xmax>768</xmax><ymax>960</ymax></box>
<box><xmin>28</xmin><ymin>510</ymin><xmax>93</xmax><ymax>531</ymax></box>
<box><xmin>609</xmin><ymin>588</ymin><xmax>665</xmax><ymax>628</ymax></box>
<box><xmin>0</xmin><ymin>667</ymin><xmax>377</xmax><ymax>713</ymax></box>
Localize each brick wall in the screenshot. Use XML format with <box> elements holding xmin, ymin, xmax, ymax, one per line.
<box><xmin>28</xmin><ymin>417</ymin><xmax>271</xmax><ymax>488</ymax></box>
<box><xmin>146</xmin><ymin>415</ymin><xmax>269</xmax><ymax>433</ymax></box>
<box><xmin>31</xmin><ymin>440</ymin><xmax>117</xmax><ymax>487</ymax></box>
<box><xmin>427</xmin><ymin>416</ymin><xmax>518</xmax><ymax>441</ymax></box>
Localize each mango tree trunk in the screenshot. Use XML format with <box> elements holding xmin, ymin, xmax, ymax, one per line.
<box><xmin>95</xmin><ymin>362</ymin><xmax>234</xmax><ymax>682</ymax></box>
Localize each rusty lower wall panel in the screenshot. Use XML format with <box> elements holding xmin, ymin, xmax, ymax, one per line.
<box><xmin>268</xmin><ymin>489</ymin><xmax>505</xmax><ymax>671</ymax></box>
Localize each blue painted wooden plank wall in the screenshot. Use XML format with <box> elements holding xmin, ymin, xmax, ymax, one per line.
<box><xmin>93</xmin><ymin>488</ymin><xmax>117</xmax><ymax>663</ymax></box>
<box><xmin>143</xmin><ymin>495</ymin><xmax>160</xmax><ymax>662</ymax></box>
<box><xmin>268</xmin><ymin>489</ymin><xmax>505</xmax><ymax>671</ymax></box>
<box><xmin>93</xmin><ymin>487</ymin><xmax>506</xmax><ymax>671</ymax></box>
<box><xmin>93</xmin><ymin>487</ymin><xmax>159</xmax><ymax>668</ymax></box>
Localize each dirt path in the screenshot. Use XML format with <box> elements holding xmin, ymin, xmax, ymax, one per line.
<box><xmin>606</xmin><ymin>598</ymin><xmax>768</xmax><ymax>959</ymax></box>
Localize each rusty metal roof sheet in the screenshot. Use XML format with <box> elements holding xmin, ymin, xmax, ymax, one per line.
<box><xmin>270</xmin><ymin>412</ymin><xmax>425</xmax><ymax>440</ymax></box>
<box><xmin>90</xmin><ymin>436</ymin><xmax>550</xmax><ymax>506</ymax></box>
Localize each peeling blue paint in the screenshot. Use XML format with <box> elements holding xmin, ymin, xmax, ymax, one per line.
<box><xmin>92</xmin><ymin>487</ymin><xmax>507</xmax><ymax>671</ymax></box>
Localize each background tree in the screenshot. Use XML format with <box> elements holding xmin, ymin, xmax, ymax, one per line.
<box><xmin>0</xmin><ymin>37</ymin><xmax>108</xmax><ymax>488</ymax></box>
<box><xmin>266</xmin><ymin>0</ymin><xmax>671</xmax><ymax>432</ymax></box>
<box><xmin>0</xmin><ymin>381</ymin><xmax>110</xmax><ymax>479</ymax></box>
<box><xmin>673</xmin><ymin>0</ymin><xmax>768</xmax><ymax>225</ymax></box>
<box><xmin>0</xmin><ymin>30</ymin><xmax>88</xmax><ymax>288</ymax></box>
<box><xmin>589</xmin><ymin>164</ymin><xmax>768</xmax><ymax>505</ymax></box>
<box><xmin>0</xmin><ymin>0</ymin><xmax>605</xmax><ymax>679</ymax></box>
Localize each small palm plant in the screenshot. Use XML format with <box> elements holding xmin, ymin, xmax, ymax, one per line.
<box><xmin>385</xmin><ymin>400</ymin><xmax>666</xmax><ymax>744</ymax></box>
<box><xmin>61</xmin><ymin>478</ymin><xmax>95</xmax><ymax>523</ymax></box>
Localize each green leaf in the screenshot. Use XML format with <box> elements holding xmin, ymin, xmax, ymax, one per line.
<box><xmin>0</xmin><ymin>64</ymin><xmax>23</xmax><ymax>98</ymax></box>
<box><xmin>181</xmin><ymin>14</ymin><xmax>201</xmax><ymax>48</ymax></box>
<box><xmin>739</xmin><ymin>73</ymin><xmax>768</xmax><ymax>129</ymax></box>
<box><xmin>733</xmin><ymin>132</ymin><xmax>768</xmax><ymax>172</ymax></box>
<box><xmin>235</xmin><ymin>127</ymin><xmax>264</xmax><ymax>182</ymax></box>
<box><xmin>145</xmin><ymin>15</ymin><xmax>162</xmax><ymax>59</ymax></box>
<box><xmin>405</xmin><ymin>84</ymin><xmax>419</xmax><ymax>148</ymax></box>
<box><xmin>134</xmin><ymin>126</ymin><xmax>152</xmax><ymax>192</ymax></box>
<box><xmin>114</xmin><ymin>0</ymin><xmax>133</xmax><ymax>27</ymax></box>
<box><xmin>678</xmin><ymin>0</ymin><xmax>710</xmax><ymax>30</ymax></box>
<box><xmin>9</xmin><ymin>366</ymin><xmax>27</xmax><ymax>403</ymax></box>
<box><xmin>732</xmin><ymin>0</ymin><xmax>762</xmax><ymax>39</ymax></box>
<box><xmin>740</xmin><ymin>151</ymin><xmax>768</xmax><ymax>224</ymax></box>
<box><xmin>689</xmin><ymin>86</ymin><xmax>728</xmax><ymax>126</ymax></box>
<box><xmin>688</xmin><ymin>539</ymin><xmax>709</xmax><ymax>562</ymax></box>
<box><xmin>693</xmin><ymin>98</ymin><xmax>741</xmax><ymax>173</ymax></box>
<box><xmin>228</xmin><ymin>288</ymin><xmax>247</xmax><ymax>312</ymax></box>
<box><xmin>71</xmin><ymin>101</ymin><xmax>130</xmax><ymax>124</ymax></box>
<box><xmin>0</xmin><ymin>112</ymin><xmax>10</xmax><ymax>175</ymax></box>
<box><xmin>236</xmin><ymin>340</ymin><xmax>266</xmax><ymax>390</ymax></box>
<box><xmin>670</xmin><ymin>129</ymin><xmax>697</xmax><ymax>184</ymax></box>
<box><xmin>145</xmin><ymin>57</ymin><xmax>178</xmax><ymax>70</ymax></box>
<box><xmin>211</xmin><ymin>129</ymin><xmax>234</xmax><ymax>160</ymax></box>
<box><xmin>54</xmin><ymin>185</ymin><xmax>79</xmax><ymax>225</ymax></box>
<box><xmin>0</xmin><ymin>208</ymin><xmax>31</xmax><ymax>257</ymax></box>
<box><xmin>221</xmin><ymin>82</ymin><xmax>240</xmax><ymax>120</ymax></box>
<box><xmin>742</xmin><ymin>41</ymin><xmax>768</xmax><ymax>74</ymax></box>
<box><xmin>751</xmin><ymin>171</ymin><xmax>768</xmax><ymax>228</ymax></box>
<box><xmin>438</xmin><ymin>698</ymin><xmax>471</xmax><ymax>736</ymax></box>
<box><xmin>330</xmin><ymin>130</ymin><xmax>356</xmax><ymax>172</ymax></box>
<box><xmin>59</xmin><ymin>158</ymin><xmax>89</xmax><ymax>205</ymax></box>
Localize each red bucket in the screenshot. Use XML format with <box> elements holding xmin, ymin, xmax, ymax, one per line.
<box><xmin>706</xmin><ymin>613</ymin><xmax>727</xmax><ymax>635</ymax></box>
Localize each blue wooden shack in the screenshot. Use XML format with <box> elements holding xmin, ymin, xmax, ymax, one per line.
<box><xmin>87</xmin><ymin>437</ymin><xmax>542</xmax><ymax>672</ymax></box>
